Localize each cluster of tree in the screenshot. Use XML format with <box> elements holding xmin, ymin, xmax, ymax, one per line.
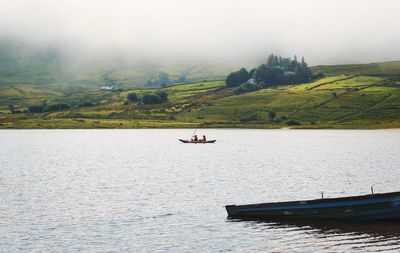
<box><xmin>28</xmin><ymin>102</ymin><xmax>71</xmax><ymax>113</ymax></box>
<box><xmin>226</xmin><ymin>68</ymin><xmax>250</xmax><ymax>87</ymax></box>
<box><xmin>226</xmin><ymin>54</ymin><xmax>315</xmax><ymax>93</ymax></box>
<box><xmin>127</xmin><ymin>91</ymin><xmax>168</xmax><ymax>105</ymax></box>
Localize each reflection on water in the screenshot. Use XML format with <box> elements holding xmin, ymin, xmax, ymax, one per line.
<box><xmin>1</xmin><ymin>129</ymin><xmax>400</xmax><ymax>252</ymax></box>
<box><xmin>229</xmin><ymin>218</ymin><xmax>400</xmax><ymax>252</ymax></box>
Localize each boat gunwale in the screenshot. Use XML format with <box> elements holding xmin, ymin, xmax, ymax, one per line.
<box><xmin>226</xmin><ymin>191</ymin><xmax>400</xmax><ymax>210</ymax></box>
<box><xmin>179</xmin><ymin>139</ymin><xmax>216</xmax><ymax>143</ymax></box>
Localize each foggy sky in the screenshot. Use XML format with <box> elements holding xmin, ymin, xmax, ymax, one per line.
<box><xmin>0</xmin><ymin>0</ymin><xmax>399</xmax><ymax>65</ymax></box>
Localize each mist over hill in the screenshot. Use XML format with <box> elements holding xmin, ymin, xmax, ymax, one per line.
<box><xmin>0</xmin><ymin>0</ymin><xmax>400</xmax><ymax>130</ymax></box>
<box><xmin>1</xmin><ymin>0</ymin><xmax>400</xmax><ymax>93</ymax></box>
<box><xmin>1</xmin><ymin>0</ymin><xmax>400</xmax><ymax>71</ymax></box>
<box><xmin>0</xmin><ymin>38</ymin><xmax>241</xmax><ymax>92</ymax></box>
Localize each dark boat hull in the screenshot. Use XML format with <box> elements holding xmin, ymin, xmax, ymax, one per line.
<box><xmin>179</xmin><ymin>139</ymin><xmax>216</xmax><ymax>143</ymax></box>
<box><xmin>226</xmin><ymin>191</ymin><xmax>400</xmax><ymax>220</ymax></box>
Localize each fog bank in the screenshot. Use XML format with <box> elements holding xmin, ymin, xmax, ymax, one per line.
<box><xmin>0</xmin><ymin>0</ymin><xmax>399</xmax><ymax>65</ymax></box>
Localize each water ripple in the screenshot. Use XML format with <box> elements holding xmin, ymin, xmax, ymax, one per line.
<box><xmin>1</xmin><ymin>129</ymin><xmax>400</xmax><ymax>252</ymax></box>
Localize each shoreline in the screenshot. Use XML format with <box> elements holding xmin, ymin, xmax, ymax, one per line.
<box><xmin>1</xmin><ymin>126</ymin><xmax>399</xmax><ymax>130</ymax></box>
<box><xmin>1</xmin><ymin>117</ymin><xmax>399</xmax><ymax>131</ymax></box>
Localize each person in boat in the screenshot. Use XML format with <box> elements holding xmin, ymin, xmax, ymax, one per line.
<box><xmin>193</xmin><ymin>135</ymin><xmax>198</xmax><ymax>141</ymax></box>
<box><xmin>202</xmin><ymin>135</ymin><xmax>206</xmax><ymax>142</ymax></box>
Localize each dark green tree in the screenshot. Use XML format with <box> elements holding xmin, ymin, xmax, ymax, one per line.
<box><xmin>141</xmin><ymin>92</ymin><xmax>168</xmax><ymax>104</ymax></box>
<box><xmin>156</xmin><ymin>91</ymin><xmax>168</xmax><ymax>102</ymax></box>
<box><xmin>253</xmin><ymin>64</ymin><xmax>284</xmax><ymax>86</ymax></box>
<box><xmin>142</xmin><ymin>94</ymin><xmax>161</xmax><ymax>104</ymax></box>
<box><xmin>45</xmin><ymin>103</ymin><xmax>70</xmax><ymax>112</ymax></box>
<box><xmin>127</xmin><ymin>93</ymin><xmax>139</xmax><ymax>102</ymax></box>
<box><xmin>225</xmin><ymin>68</ymin><xmax>249</xmax><ymax>87</ymax></box>
<box><xmin>268</xmin><ymin>111</ymin><xmax>276</xmax><ymax>121</ymax></box>
<box><xmin>28</xmin><ymin>104</ymin><xmax>45</xmax><ymax>113</ymax></box>
<box><xmin>248</xmin><ymin>68</ymin><xmax>256</xmax><ymax>79</ymax></box>
<box><xmin>225</xmin><ymin>72</ymin><xmax>236</xmax><ymax>86</ymax></box>
<box><xmin>267</xmin><ymin>54</ymin><xmax>275</xmax><ymax>67</ymax></box>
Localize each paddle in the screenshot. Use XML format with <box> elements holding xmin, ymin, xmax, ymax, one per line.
<box><xmin>191</xmin><ymin>130</ymin><xmax>197</xmax><ymax>141</ymax></box>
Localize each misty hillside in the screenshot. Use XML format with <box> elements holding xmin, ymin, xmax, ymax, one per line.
<box><xmin>311</xmin><ymin>61</ymin><xmax>400</xmax><ymax>76</ymax></box>
<box><xmin>1</xmin><ymin>49</ymin><xmax>400</xmax><ymax>129</ymax></box>
<box><xmin>2</xmin><ymin>39</ymin><xmax>400</xmax><ymax>95</ymax></box>
<box><xmin>0</xmin><ymin>40</ymin><xmax>234</xmax><ymax>93</ymax></box>
<box><xmin>1</xmin><ymin>38</ymin><xmax>400</xmax><ymax>129</ymax></box>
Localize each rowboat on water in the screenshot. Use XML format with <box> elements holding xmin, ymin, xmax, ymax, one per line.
<box><xmin>225</xmin><ymin>191</ymin><xmax>400</xmax><ymax>220</ymax></box>
<box><xmin>180</xmin><ymin>130</ymin><xmax>215</xmax><ymax>143</ymax></box>
<box><xmin>179</xmin><ymin>139</ymin><xmax>216</xmax><ymax>144</ymax></box>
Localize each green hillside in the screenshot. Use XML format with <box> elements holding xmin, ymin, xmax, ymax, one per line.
<box><xmin>1</xmin><ymin>42</ymin><xmax>400</xmax><ymax>130</ymax></box>
<box><xmin>1</xmin><ymin>73</ymin><xmax>399</xmax><ymax>129</ymax></box>
<box><xmin>311</xmin><ymin>61</ymin><xmax>400</xmax><ymax>76</ymax></box>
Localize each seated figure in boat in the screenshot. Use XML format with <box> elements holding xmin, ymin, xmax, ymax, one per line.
<box><xmin>202</xmin><ymin>135</ymin><xmax>206</xmax><ymax>142</ymax></box>
<box><xmin>192</xmin><ymin>135</ymin><xmax>198</xmax><ymax>141</ymax></box>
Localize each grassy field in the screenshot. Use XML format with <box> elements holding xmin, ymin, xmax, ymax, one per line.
<box><xmin>311</xmin><ymin>61</ymin><xmax>400</xmax><ymax>76</ymax></box>
<box><xmin>1</xmin><ymin>60</ymin><xmax>400</xmax><ymax>129</ymax></box>
<box><xmin>173</xmin><ymin>75</ymin><xmax>400</xmax><ymax>128</ymax></box>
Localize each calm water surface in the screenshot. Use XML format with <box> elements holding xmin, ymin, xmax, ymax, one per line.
<box><xmin>1</xmin><ymin>129</ymin><xmax>400</xmax><ymax>252</ymax></box>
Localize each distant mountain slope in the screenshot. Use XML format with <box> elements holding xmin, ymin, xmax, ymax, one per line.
<box><xmin>311</xmin><ymin>61</ymin><xmax>400</xmax><ymax>76</ymax></box>
<box><xmin>0</xmin><ymin>40</ymin><xmax>233</xmax><ymax>93</ymax></box>
<box><xmin>1</xmin><ymin>37</ymin><xmax>399</xmax><ymax>103</ymax></box>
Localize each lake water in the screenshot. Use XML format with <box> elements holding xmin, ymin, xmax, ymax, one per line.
<box><xmin>1</xmin><ymin>129</ymin><xmax>400</xmax><ymax>252</ymax></box>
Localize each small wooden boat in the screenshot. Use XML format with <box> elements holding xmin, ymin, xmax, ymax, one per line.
<box><xmin>179</xmin><ymin>139</ymin><xmax>216</xmax><ymax>143</ymax></box>
<box><xmin>225</xmin><ymin>191</ymin><xmax>400</xmax><ymax>220</ymax></box>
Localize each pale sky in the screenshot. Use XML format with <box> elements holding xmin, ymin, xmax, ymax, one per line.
<box><xmin>0</xmin><ymin>0</ymin><xmax>399</xmax><ymax>65</ymax></box>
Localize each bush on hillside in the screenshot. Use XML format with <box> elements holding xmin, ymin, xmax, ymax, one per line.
<box><xmin>286</xmin><ymin>119</ymin><xmax>301</xmax><ymax>126</ymax></box>
<box><xmin>156</xmin><ymin>91</ymin><xmax>168</xmax><ymax>102</ymax></box>
<box><xmin>28</xmin><ymin>104</ymin><xmax>45</xmax><ymax>113</ymax></box>
<box><xmin>28</xmin><ymin>102</ymin><xmax>71</xmax><ymax>113</ymax></box>
<box><xmin>46</xmin><ymin>103</ymin><xmax>71</xmax><ymax>112</ymax></box>
<box><xmin>142</xmin><ymin>91</ymin><xmax>168</xmax><ymax>105</ymax></box>
<box><xmin>127</xmin><ymin>92</ymin><xmax>139</xmax><ymax>102</ymax></box>
<box><xmin>268</xmin><ymin>111</ymin><xmax>276</xmax><ymax>120</ymax></box>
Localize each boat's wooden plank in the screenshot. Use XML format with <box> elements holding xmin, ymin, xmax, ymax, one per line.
<box><xmin>226</xmin><ymin>191</ymin><xmax>400</xmax><ymax>220</ymax></box>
